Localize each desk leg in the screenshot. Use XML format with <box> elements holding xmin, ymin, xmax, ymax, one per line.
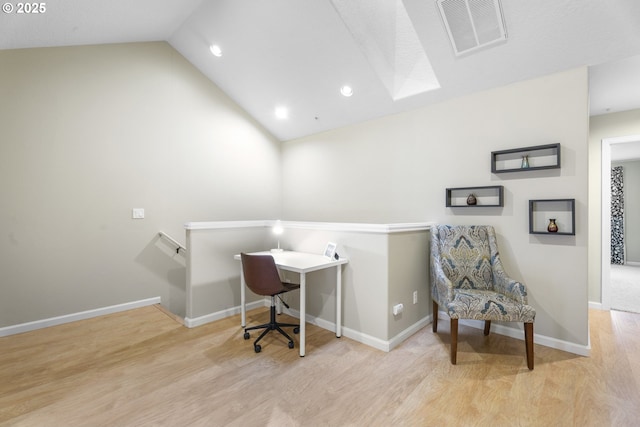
<box><xmin>336</xmin><ymin>266</ymin><xmax>342</xmax><ymax>338</ymax></box>
<box><xmin>299</xmin><ymin>273</ymin><xmax>306</xmax><ymax>357</ymax></box>
<box><xmin>240</xmin><ymin>266</ymin><xmax>246</xmax><ymax>328</ymax></box>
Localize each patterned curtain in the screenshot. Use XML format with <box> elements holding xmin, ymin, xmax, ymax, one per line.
<box><xmin>611</xmin><ymin>166</ymin><xmax>624</xmax><ymax>264</ymax></box>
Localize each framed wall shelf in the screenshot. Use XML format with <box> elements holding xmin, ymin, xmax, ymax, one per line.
<box><xmin>529</xmin><ymin>199</ymin><xmax>575</xmax><ymax>235</ymax></box>
<box><xmin>446</xmin><ymin>185</ymin><xmax>504</xmax><ymax>207</ymax></box>
<box><xmin>491</xmin><ymin>143</ymin><xmax>561</xmax><ymax>173</ymax></box>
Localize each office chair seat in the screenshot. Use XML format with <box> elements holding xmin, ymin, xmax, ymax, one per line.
<box><xmin>241</xmin><ymin>253</ymin><xmax>301</xmax><ymax>353</ymax></box>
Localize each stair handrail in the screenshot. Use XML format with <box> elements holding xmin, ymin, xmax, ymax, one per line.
<box><xmin>158</xmin><ymin>231</ymin><xmax>186</xmax><ymax>254</ymax></box>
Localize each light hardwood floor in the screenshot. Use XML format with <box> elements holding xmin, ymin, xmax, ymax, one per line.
<box><xmin>1</xmin><ymin>306</ymin><xmax>639</xmax><ymax>426</ymax></box>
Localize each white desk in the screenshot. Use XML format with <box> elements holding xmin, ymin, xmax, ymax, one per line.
<box><xmin>235</xmin><ymin>251</ymin><xmax>348</xmax><ymax>357</ymax></box>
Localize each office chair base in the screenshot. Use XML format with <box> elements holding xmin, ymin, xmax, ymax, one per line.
<box><xmin>243</xmin><ymin>304</ymin><xmax>299</xmax><ymax>353</ymax></box>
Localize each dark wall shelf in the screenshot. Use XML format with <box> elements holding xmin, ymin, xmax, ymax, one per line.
<box><xmin>446</xmin><ymin>185</ymin><xmax>504</xmax><ymax>207</ymax></box>
<box><xmin>492</xmin><ymin>143</ymin><xmax>561</xmax><ymax>173</ymax></box>
<box><xmin>529</xmin><ymin>199</ymin><xmax>575</xmax><ymax>235</ymax></box>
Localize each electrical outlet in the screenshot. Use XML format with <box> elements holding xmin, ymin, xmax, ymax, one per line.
<box><xmin>132</xmin><ymin>208</ymin><xmax>145</xmax><ymax>219</ymax></box>
<box><xmin>413</xmin><ymin>290</ymin><xmax>418</xmax><ymax>304</ymax></box>
<box><xmin>392</xmin><ymin>303</ymin><xmax>403</xmax><ymax>316</ymax></box>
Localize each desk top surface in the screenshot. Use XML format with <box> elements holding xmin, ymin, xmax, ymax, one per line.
<box><xmin>234</xmin><ymin>250</ymin><xmax>348</xmax><ymax>273</ymax></box>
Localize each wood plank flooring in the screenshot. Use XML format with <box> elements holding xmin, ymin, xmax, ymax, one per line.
<box><xmin>1</xmin><ymin>306</ymin><xmax>639</xmax><ymax>426</ymax></box>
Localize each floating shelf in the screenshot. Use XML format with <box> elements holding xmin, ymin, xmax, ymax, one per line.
<box><xmin>529</xmin><ymin>199</ymin><xmax>575</xmax><ymax>235</ymax></box>
<box><xmin>492</xmin><ymin>143</ymin><xmax>561</xmax><ymax>173</ymax></box>
<box><xmin>446</xmin><ymin>185</ymin><xmax>504</xmax><ymax>207</ymax></box>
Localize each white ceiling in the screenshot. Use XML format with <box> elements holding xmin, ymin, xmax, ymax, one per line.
<box><xmin>2</xmin><ymin>0</ymin><xmax>640</xmax><ymax>142</ymax></box>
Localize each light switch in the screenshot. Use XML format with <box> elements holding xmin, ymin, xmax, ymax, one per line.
<box><xmin>132</xmin><ymin>208</ymin><xmax>145</xmax><ymax>219</ymax></box>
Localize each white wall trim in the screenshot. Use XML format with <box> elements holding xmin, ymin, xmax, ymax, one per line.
<box><xmin>387</xmin><ymin>315</ymin><xmax>433</xmax><ymax>351</ymax></box>
<box><xmin>341</xmin><ymin>326</ymin><xmax>392</xmax><ymax>352</ymax></box>
<box><xmin>184</xmin><ymin>220</ymin><xmax>270</xmax><ymax>230</ymax></box>
<box><xmin>184</xmin><ymin>300</ymin><xmax>266</xmax><ymax>328</ymax></box>
<box><xmin>589</xmin><ymin>301</ymin><xmax>604</xmax><ymax>310</ymax></box>
<box><xmin>438</xmin><ymin>311</ymin><xmax>591</xmax><ymax>357</ymax></box>
<box><xmin>184</xmin><ymin>220</ymin><xmax>435</xmax><ymax>234</ymax></box>
<box><xmin>189</xmin><ymin>302</ymin><xmax>592</xmax><ymax>357</ymax></box>
<box><xmin>0</xmin><ymin>297</ymin><xmax>161</xmax><ymax>338</ymax></box>
<box><xmin>282</xmin><ymin>221</ymin><xmax>434</xmax><ymax>234</ymax></box>
<box><xmin>626</xmin><ymin>261</ymin><xmax>640</xmax><ymax>266</ymax></box>
<box><xmin>296</xmin><ymin>309</ymin><xmax>392</xmax><ymax>352</ymax></box>
<box><xmin>282</xmin><ymin>307</ymin><xmax>431</xmax><ymax>352</ymax></box>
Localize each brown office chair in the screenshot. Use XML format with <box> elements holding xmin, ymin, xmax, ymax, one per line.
<box><xmin>241</xmin><ymin>253</ymin><xmax>300</xmax><ymax>353</ymax></box>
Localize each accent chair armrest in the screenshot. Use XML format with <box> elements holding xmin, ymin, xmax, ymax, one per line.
<box><xmin>430</xmin><ymin>251</ymin><xmax>455</xmax><ymax>307</ymax></box>
<box><xmin>491</xmin><ymin>263</ymin><xmax>528</xmax><ymax>304</ymax></box>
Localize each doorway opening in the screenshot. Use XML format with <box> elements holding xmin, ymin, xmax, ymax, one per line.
<box><xmin>601</xmin><ymin>135</ymin><xmax>640</xmax><ymax>313</ymax></box>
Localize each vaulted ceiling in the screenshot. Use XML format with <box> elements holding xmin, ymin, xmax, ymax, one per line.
<box><xmin>2</xmin><ymin>0</ymin><xmax>640</xmax><ymax>141</ymax></box>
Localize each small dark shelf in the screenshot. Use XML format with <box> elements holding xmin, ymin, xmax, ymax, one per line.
<box><xmin>446</xmin><ymin>185</ymin><xmax>504</xmax><ymax>207</ymax></box>
<box><xmin>529</xmin><ymin>199</ymin><xmax>575</xmax><ymax>235</ymax></box>
<box><xmin>492</xmin><ymin>143</ymin><xmax>560</xmax><ymax>173</ymax></box>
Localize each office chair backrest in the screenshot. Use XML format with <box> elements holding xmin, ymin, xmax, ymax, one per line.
<box><xmin>241</xmin><ymin>253</ymin><xmax>286</xmax><ymax>296</ymax></box>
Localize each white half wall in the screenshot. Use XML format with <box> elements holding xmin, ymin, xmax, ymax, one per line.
<box><xmin>184</xmin><ymin>221</ymin><xmax>432</xmax><ymax>349</ymax></box>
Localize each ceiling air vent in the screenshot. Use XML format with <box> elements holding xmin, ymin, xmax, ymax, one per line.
<box><xmin>437</xmin><ymin>0</ymin><xmax>507</xmax><ymax>57</ymax></box>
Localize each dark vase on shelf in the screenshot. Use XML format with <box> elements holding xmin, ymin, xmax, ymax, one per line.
<box><xmin>547</xmin><ymin>218</ymin><xmax>558</xmax><ymax>233</ymax></box>
<box><xmin>466</xmin><ymin>194</ymin><xmax>477</xmax><ymax>205</ymax></box>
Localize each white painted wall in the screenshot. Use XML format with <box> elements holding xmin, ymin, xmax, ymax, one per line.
<box><xmin>282</xmin><ymin>68</ymin><xmax>590</xmax><ymax>348</ymax></box>
<box><xmin>0</xmin><ymin>42</ymin><xmax>281</xmax><ymax>327</ymax></box>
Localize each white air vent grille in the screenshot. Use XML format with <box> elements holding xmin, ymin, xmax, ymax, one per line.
<box><xmin>437</xmin><ymin>0</ymin><xmax>507</xmax><ymax>56</ymax></box>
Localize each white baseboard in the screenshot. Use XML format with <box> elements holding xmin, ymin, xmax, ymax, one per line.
<box><xmin>282</xmin><ymin>307</ymin><xmax>431</xmax><ymax>352</ymax></box>
<box><xmin>386</xmin><ymin>315</ymin><xmax>433</xmax><ymax>352</ymax></box>
<box><xmin>625</xmin><ymin>261</ymin><xmax>640</xmax><ymax>266</ymax></box>
<box><xmin>187</xmin><ymin>304</ymin><xmax>592</xmax><ymax>357</ymax></box>
<box><xmin>436</xmin><ymin>311</ymin><xmax>591</xmax><ymax>357</ymax></box>
<box><xmin>0</xmin><ymin>297</ymin><xmax>161</xmax><ymax>338</ymax></box>
<box><xmin>184</xmin><ymin>300</ymin><xmax>266</xmax><ymax>328</ymax></box>
<box><xmin>280</xmin><ymin>307</ymin><xmax>387</xmax><ymax>350</ymax></box>
<box><xmin>589</xmin><ymin>301</ymin><xmax>604</xmax><ymax>310</ymax></box>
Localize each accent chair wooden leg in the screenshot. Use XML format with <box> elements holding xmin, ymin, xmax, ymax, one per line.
<box><xmin>432</xmin><ymin>301</ymin><xmax>438</xmax><ymax>333</ymax></box>
<box><xmin>483</xmin><ymin>320</ymin><xmax>491</xmax><ymax>336</ymax></box>
<box><xmin>525</xmin><ymin>322</ymin><xmax>534</xmax><ymax>370</ymax></box>
<box><xmin>450</xmin><ymin>318</ymin><xmax>458</xmax><ymax>365</ymax></box>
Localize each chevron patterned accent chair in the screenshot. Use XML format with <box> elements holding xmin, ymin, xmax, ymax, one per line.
<box><xmin>430</xmin><ymin>225</ymin><xmax>536</xmax><ymax>370</ymax></box>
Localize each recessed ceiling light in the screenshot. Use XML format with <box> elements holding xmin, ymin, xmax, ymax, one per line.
<box><xmin>209</xmin><ymin>44</ymin><xmax>222</xmax><ymax>57</ymax></box>
<box><xmin>340</xmin><ymin>85</ymin><xmax>354</xmax><ymax>97</ymax></box>
<box><xmin>275</xmin><ymin>106</ymin><xmax>288</xmax><ymax>119</ymax></box>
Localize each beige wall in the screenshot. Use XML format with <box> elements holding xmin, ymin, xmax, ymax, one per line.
<box><xmin>388</xmin><ymin>231</ymin><xmax>430</xmax><ymax>338</ymax></box>
<box><xmin>282</xmin><ymin>227</ymin><xmax>391</xmax><ymax>340</ymax></box>
<box><xmin>0</xmin><ymin>42</ymin><xmax>281</xmax><ymax>326</ymax></box>
<box><xmin>588</xmin><ymin>108</ymin><xmax>640</xmax><ymax>302</ymax></box>
<box><xmin>282</xmin><ymin>68</ymin><xmax>591</xmax><ymax>348</ymax></box>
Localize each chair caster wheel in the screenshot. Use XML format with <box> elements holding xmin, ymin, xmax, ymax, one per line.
<box><xmin>288</xmin><ymin>341</ymin><xmax>294</xmax><ymax>349</ymax></box>
<box><xmin>254</xmin><ymin>344</ymin><xmax>261</xmax><ymax>353</ymax></box>
<box><xmin>293</xmin><ymin>327</ymin><xmax>300</xmax><ymax>334</ymax></box>
<box><xmin>244</xmin><ymin>332</ymin><xmax>250</xmax><ymax>340</ymax></box>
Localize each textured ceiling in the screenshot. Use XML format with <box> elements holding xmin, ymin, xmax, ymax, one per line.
<box><xmin>2</xmin><ymin>0</ymin><xmax>640</xmax><ymax>141</ymax></box>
